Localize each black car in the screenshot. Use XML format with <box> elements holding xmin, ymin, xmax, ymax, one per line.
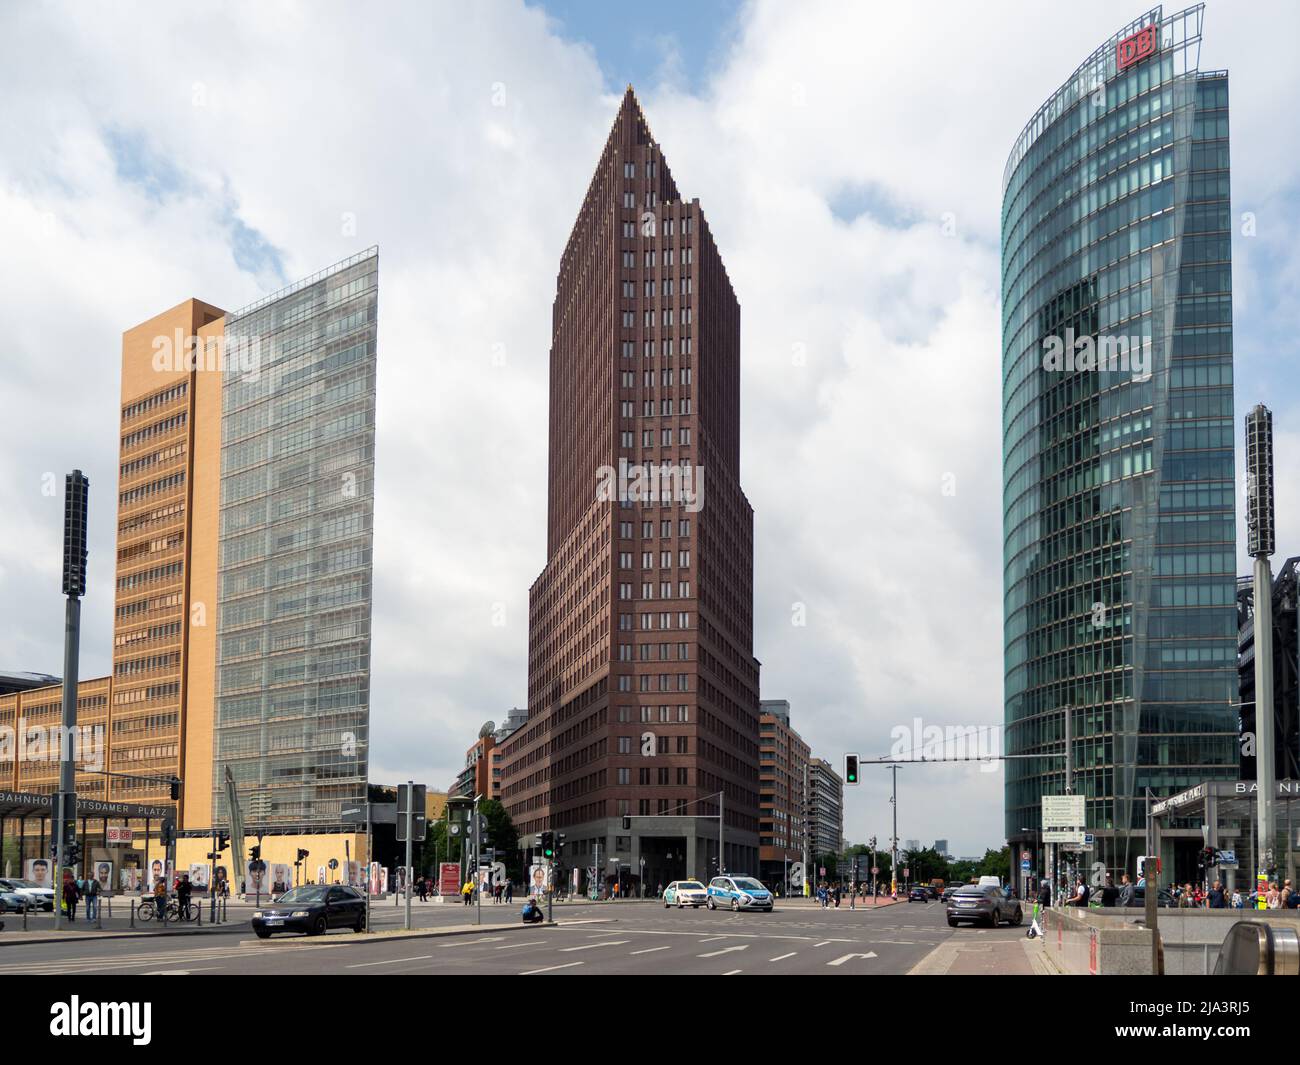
<box><xmin>1129</xmin><ymin>885</ymin><xmax>1176</xmax><ymax>909</ymax></box>
<box><xmin>251</xmin><ymin>884</ymin><xmax>367</xmax><ymax>938</ymax></box>
<box><xmin>908</xmin><ymin>887</ymin><xmax>929</xmax><ymax>902</ymax></box>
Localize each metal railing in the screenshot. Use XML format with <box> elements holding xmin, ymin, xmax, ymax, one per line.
<box><xmin>1214</xmin><ymin>920</ymin><xmax>1300</xmax><ymax>975</ymax></box>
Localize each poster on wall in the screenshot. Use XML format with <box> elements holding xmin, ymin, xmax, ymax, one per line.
<box><xmin>187</xmin><ymin>863</ymin><xmax>211</xmax><ymax>890</ymax></box>
<box><xmin>270</xmin><ymin>863</ymin><xmax>292</xmax><ymax>894</ymax></box>
<box><xmin>120</xmin><ymin>866</ymin><xmax>141</xmax><ymax>893</ymax></box>
<box><xmin>25</xmin><ymin>858</ymin><xmax>52</xmax><ymax>888</ymax></box>
<box><xmin>368</xmin><ymin>862</ymin><xmax>383</xmax><ymax>896</ymax></box>
<box><xmin>94</xmin><ymin>861</ymin><xmax>114</xmax><ymax>895</ymax></box>
<box><xmin>439</xmin><ymin>862</ymin><xmax>461</xmax><ymax>896</ymax></box>
<box><xmin>342</xmin><ymin>861</ymin><xmax>362</xmax><ymax>888</ymax></box>
<box><xmin>317</xmin><ymin>865</ymin><xmax>327</xmax><ymax>885</ymax></box>
<box><xmin>246</xmin><ymin>860</ymin><xmax>270</xmax><ymax>898</ymax></box>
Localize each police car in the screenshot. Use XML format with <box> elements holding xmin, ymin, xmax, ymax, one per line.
<box><xmin>706</xmin><ymin>875</ymin><xmax>773</xmax><ymax>912</ymax></box>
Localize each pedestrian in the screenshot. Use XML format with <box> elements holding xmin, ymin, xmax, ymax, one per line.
<box><xmin>63</xmin><ymin>875</ymin><xmax>80</xmax><ymax>922</ymax></box>
<box><xmin>1284</xmin><ymin>879</ymin><xmax>1298</xmax><ymax>909</ymax></box>
<box><xmin>1101</xmin><ymin>875</ymin><xmax>1118</xmax><ymax>907</ymax></box>
<box><xmin>1267</xmin><ymin>881</ymin><xmax>1282</xmax><ymax>909</ymax></box>
<box><xmin>417</xmin><ymin>877</ymin><xmax>428</xmax><ymax>902</ymax></box>
<box><xmin>1231</xmin><ymin>888</ymin><xmax>1243</xmax><ymax>909</ymax></box>
<box><xmin>177</xmin><ymin>874</ymin><xmax>193</xmax><ymax>918</ymax></box>
<box><xmin>461</xmin><ymin>879</ymin><xmax>473</xmax><ymax>906</ymax></box>
<box><xmin>1064</xmin><ymin>877</ymin><xmax>1088</xmax><ymax>907</ymax></box>
<box><xmin>1117</xmin><ymin>873</ymin><xmax>1134</xmax><ymax>908</ymax></box>
<box><xmin>504</xmin><ymin>880</ymin><xmax>513</xmax><ymax>904</ymax></box>
<box><xmin>83</xmin><ymin>869</ymin><xmax>100</xmax><ymax>921</ymax></box>
<box><xmin>153</xmin><ymin>877</ymin><xmax>168</xmax><ymax>920</ymax></box>
<box><xmin>1037</xmin><ymin>876</ymin><xmax>1052</xmax><ymax>909</ymax></box>
<box><xmin>1208</xmin><ymin>880</ymin><xmax>1226</xmax><ymax>908</ymax></box>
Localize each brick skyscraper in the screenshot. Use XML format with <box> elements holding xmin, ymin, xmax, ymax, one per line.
<box><xmin>499</xmin><ymin>88</ymin><xmax>761</xmax><ymax>890</ymax></box>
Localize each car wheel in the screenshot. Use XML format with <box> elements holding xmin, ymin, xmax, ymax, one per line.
<box><xmin>731</xmin><ymin>897</ymin><xmax>739</xmax><ymax>912</ymax></box>
<box><xmin>255</xmin><ymin>928</ymin><xmax>272</xmax><ymax>939</ymax></box>
<box><xmin>947</xmin><ymin>919</ymin><xmax>959</xmax><ymax>927</ymax></box>
<box><xmin>707</xmin><ymin>898</ymin><xmax>716</xmax><ymax>910</ymax></box>
<box><xmin>353</xmin><ymin>913</ymin><xmax>366</xmax><ymax>933</ymax></box>
<box><xmin>988</xmin><ymin>909</ymin><xmax>999</xmax><ymax>928</ymax></box>
<box><xmin>664</xmin><ymin>900</ymin><xmax>670</xmax><ymax>908</ymax></box>
<box><xmin>311</xmin><ymin>915</ymin><xmax>327</xmax><ymax>936</ymax></box>
<box><xmin>1011</xmin><ymin>907</ymin><xmax>1023</xmax><ymax>927</ymax></box>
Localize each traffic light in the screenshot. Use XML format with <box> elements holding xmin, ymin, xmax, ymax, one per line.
<box><xmin>169</xmin><ymin>777</ymin><xmax>181</xmax><ymax>801</ymax></box>
<box><xmin>216</xmin><ymin>831</ymin><xmax>229</xmax><ymax>852</ymax></box>
<box><xmin>62</xmin><ymin>471</ymin><xmax>89</xmax><ymax>598</ymax></box>
<box><xmin>65</xmin><ymin>842</ymin><xmax>81</xmax><ymax>867</ymax></box>
<box><xmin>296</xmin><ymin>848</ymin><xmax>310</xmax><ymax>862</ymax></box>
<box><xmin>1202</xmin><ymin>846</ymin><xmax>1216</xmax><ymax>866</ymax></box>
<box><xmin>844</xmin><ymin>753</ymin><xmax>859</xmax><ymax>785</ymax></box>
<box><xmin>161</xmin><ymin>821</ymin><xmax>176</xmax><ymax>847</ymax></box>
<box><xmin>250</xmin><ymin>844</ymin><xmax>262</xmax><ymax>862</ymax></box>
<box><xmin>541</xmin><ymin>832</ymin><xmax>555</xmax><ymax>860</ymax></box>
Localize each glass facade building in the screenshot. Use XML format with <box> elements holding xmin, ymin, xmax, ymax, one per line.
<box><xmin>1002</xmin><ymin>6</ymin><xmax>1237</xmax><ymax>876</ymax></box>
<box><xmin>213</xmin><ymin>248</ymin><xmax>379</xmax><ymax>828</ymax></box>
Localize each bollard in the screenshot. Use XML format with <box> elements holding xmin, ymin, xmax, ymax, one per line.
<box><xmin>23</xmin><ymin>903</ymin><xmax>28</xmax><ymax>932</ymax></box>
<box><xmin>130</xmin><ymin>899</ymin><xmax>135</xmax><ymax>929</ymax></box>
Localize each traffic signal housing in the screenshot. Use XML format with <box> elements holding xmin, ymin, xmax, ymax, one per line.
<box><xmin>845</xmin><ymin>753</ymin><xmax>859</xmax><ymax>785</ymax></box>
<box><xmin>541</xmin><ymin>831</ymin><xmax>555</xmax><ymax>860</ymax></box>
<box><xmin>216</xmin><ymin>831</ymin><xmax>230</xmax><ymax>852</ymax></box>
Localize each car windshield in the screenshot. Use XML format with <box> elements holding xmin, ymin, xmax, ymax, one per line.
<box><xmin>732</xmin><ymin>878</ymin><xmax>764</xmax><ymax>891</ymax></box>
<box><xmin>272</xmin><ymin>886</ymin><xmax>328</xmax><ymax>904</ymax></box>
<box><xmin>679</xmin><ymin>882</ymin><xmax>705</xmax><ymax>891</ymax></box>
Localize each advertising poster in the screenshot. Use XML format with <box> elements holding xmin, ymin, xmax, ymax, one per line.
<box><xmin>270</xmin><ymin>863</ymin><xmax>292</xmax><ymax>894</ymax></box>
<box><xmin>25</xmin><ymin>858</ymin><xmax>52</xmax><ymax>887</ymax></box>
<box><xmin>317</xmin><ymin>865</ymin><xmax>327</xmax><ymax>885</ymax></box>
<box><xmin>368</xmin><ymin>861</ymin><xmax>382</xmax><ymax>896</ymax></box>
<box><xmin>246</xmin><ymin>860</ymin><xmax>270</xmax><ymax>898</ymax></box>
<box><xmin>529</xmin><ymin>863</ymin><xmax>550</xmax><ymax>896</ymax></box>
<box><xmin>438</xmin><ymin>862</ymin><xmax>461</xmax><ymax>896</ymax></box>
<box><xmin>187</xmin><ymin>863</ymin><xmax>210</xmax><ymax>890</ymax></box>
<box><xmin>120</xmin><ymin>866</ymin><xmax>141</xmax><ymax>893</ymax></box>
<box><xmin>342</xmin><ymin>860</ymin><xmax>362</xmax><ymax>888</ymax></box>
<box><xmin>94</xmin><ymin>861</ymin><xmax>113</xmax><ymax>894</ymax></box>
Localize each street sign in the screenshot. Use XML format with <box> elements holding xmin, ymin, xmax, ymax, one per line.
<box><xmin>397</xmin><ymin>783</ymin><xmax>427</xmax><ymax>842</ymax></box>
<box><xmin>1043</xmin><ymin>829</ymin><xmax>1085</xmax><ymax>844</ymax></box>
<box><xmin>328</xmin><ymin>858</ymin><xmax>339</xmax><ymax>870</ymax></box>
<box><xmin>1215</xmin><ymin>849</ymin><xmax>1238</xmax><ymax>868</ymax></box>
<box><xmin>871</xmin><ymin>867</ymin><xmax>879</xmax><ymax>875</ymax></box>
<box><xmin>1020</xmin><ymin>850</ymin><xmax>1030</xmax><ymax>862</ymax></box>
<box><xmin>107</xmin><ymin>826</ymin><xmax>134</xmax><ymax>844</ymax></box>
<box><xmin>1042</xmin><ymin>795</ymin><xmax>1086</xmax><ymax>827</ymax></box>
<box><xmin>1021</xmin><ymin>858</ymin><xmax>1031</xmax><ymax>870</ymax></box>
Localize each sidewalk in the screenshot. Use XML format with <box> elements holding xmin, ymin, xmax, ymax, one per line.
<box><xmin>909</xmin><ymin>935</ymin><xmax>1058</xmax><ymax>975</ymax></box>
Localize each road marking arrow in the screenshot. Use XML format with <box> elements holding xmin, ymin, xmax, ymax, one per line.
<box><xmin>827</xmin><ymin>952</ymin><xmax>878</xmax><ymax>966</ymax></box>
<box><xmin>698</xmin><ymin>944</ymin><xmax>749</xmax><ymax>958</ymax></box>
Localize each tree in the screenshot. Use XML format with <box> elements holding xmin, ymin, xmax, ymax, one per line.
<box><xmin>901</xmin><ymin>846</ymin><xmax>949</xmax><ymax>884</ymax></box>
<box><xmin>976</xmin><ymin>846</ymin><xmax>1011</xmax><ymax>881</ymax></box>
<box><xmin>477</xmin><ymin>799</ymin><xmax>521</xmax><ymax>880</ymax></box>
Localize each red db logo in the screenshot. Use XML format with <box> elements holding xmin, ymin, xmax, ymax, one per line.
<box><xmin>1117</xmin><ymin>24</ymin><xmax>1158</xmax><ymax>71</ymax></box>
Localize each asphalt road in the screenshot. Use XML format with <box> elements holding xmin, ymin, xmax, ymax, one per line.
<box><xmin>0</xmin><ymin>896</ymin><xmax>1033</xmax><ymax>975</ymax></box>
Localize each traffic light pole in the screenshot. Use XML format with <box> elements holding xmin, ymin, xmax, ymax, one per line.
<box><xmin>403</xmin><ymin>787</ymin><xmax>414</xmax><ymax>931</ymax></box>
<box><xmin>53</xmin><ymin>596</ymin><xmax>80</xmax><ymax>932</ymax></box>
<box><xmin>473</xmin><ymin>794</ymin><xmax>481</xmax><ymax>926</ymax></box>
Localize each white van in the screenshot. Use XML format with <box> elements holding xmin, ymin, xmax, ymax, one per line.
<box><xmin>977</xmin><ymin>875</ymin><xmax>1003</xmax><ymax>889</ymax></box>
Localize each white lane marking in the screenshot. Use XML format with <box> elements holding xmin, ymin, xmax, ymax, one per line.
<box><xmin>629</xmin><ymin>945</ymin><xmax>672</xmax><ymax>955</ymax></box>
<box><xmin>442</xmin><ymin>936</ymin><xmax>505</xmax><ymax>947</ymax></box>
<box><xmin>698</xmin><ymin>936</ymin><xmax>729</xmax><ymax>943</ymax></box>
<box><xmin>346</xmin><ymin>955</ymin><xmax>433</xmax><ymax>969</ymax></box>
<box><xmin>522</xmin><ymin>961</ymin><xmax>584</xmax><ymax>975</ymax></box>
<box><xmin>494</xmin><ymin>940</ymin><xmax>550</xmax><ymax>950</ymax></box>
<box><xmin>827</xmin><ymin>952</ymin><xmax>878</xmax><ymax>966</ymax></box>
<box><xmin>723</xmin><ymin>969</ymin><xmax>743</xmax><ymax>975</ymax></box>
<box><xmin>814</xmin><ymin>940</ymin><xmax>833</xmax><ymax>947</ymax></box>
<box><xmin>698</xmin><ymin>944</ymin><xmax>748</xmax><ymax>958</ymax></box>
<box><xmin>558</xmin><ymin>939</ymin><xmax>631</xmax><ymax>953</ymax></box>
<box><xmin>769</xmin><ymin>952</ymin><xmax>797</xmax><ymax>962</ymax></box>
<box><xmin>141</xmin><ymin>967</ymin><xmax>220</xmax><ymax>975</ymax></box>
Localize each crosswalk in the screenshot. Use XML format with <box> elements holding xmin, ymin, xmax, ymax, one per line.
<box><xmin>0</xmin><ymin>937</ymin><xmax>350</xmax><ymax>976</ymax></box>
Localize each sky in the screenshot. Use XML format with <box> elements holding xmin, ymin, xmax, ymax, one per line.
<box><xmin>2</xmin><ymin>1</ymin><xmax>1299</xmax><ymax>858</ymax></box>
